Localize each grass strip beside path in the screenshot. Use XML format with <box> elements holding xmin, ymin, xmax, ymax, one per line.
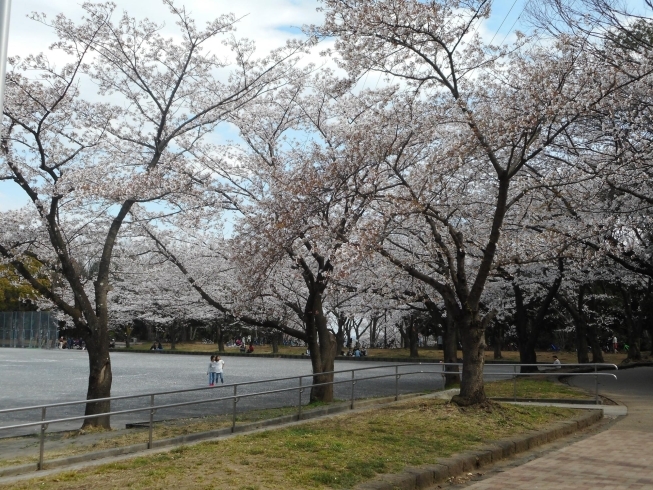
<box><xmin>120</xmin><ymin>343</ymin><xmax>629</xmax><ymax>365</ymax></box>
<box><xmin>2</xmin><ymin>398</ymin><xmax>580</xmax><ymax>490</ymax></box>
<box><xmin>484</xmin><ymin>378</ymin><xmax>591</xmax><ymax>400</ymax></box>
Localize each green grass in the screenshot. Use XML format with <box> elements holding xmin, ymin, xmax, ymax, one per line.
<box><xmin>4</xmin><ymin>397</ymin><xmax>581</xmax><ymax>490</ymax></box>
<box><xmin>484</xmin><ymin>377</ymin><xmax>591</xmax><ymax>399</ymax></box>
<box><xmin>119</xmin><ymin>342</ymin><xmax>629</xmax><ymax>366</ymax></box>
<box><xmin>0</xmin><ymin>403</ymin><xmax>328</xmax><ymax>469</ymax></box>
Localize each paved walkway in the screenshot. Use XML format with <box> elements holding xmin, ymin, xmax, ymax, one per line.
<box><xmin>451</xmin><ymin>367</ymin><xmax>653</xmax><ymax>489</ymax></box>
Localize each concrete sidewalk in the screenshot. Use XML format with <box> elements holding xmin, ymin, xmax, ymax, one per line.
<box><xmin>450</xmin><ymin>367</ymin><xmax>653</xmax><ymax>490</ymax></box>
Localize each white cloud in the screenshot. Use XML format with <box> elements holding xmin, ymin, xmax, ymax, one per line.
<box><xmin>9</xmin><ymin>0</ymin><xmax>324</xmax><ymax>60</ymax></box>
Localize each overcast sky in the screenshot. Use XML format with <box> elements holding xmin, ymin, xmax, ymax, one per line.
<box><xmin>0</xmin><ymin>0</ymin><xmax>531</xmax><ymax>212</ymax></box>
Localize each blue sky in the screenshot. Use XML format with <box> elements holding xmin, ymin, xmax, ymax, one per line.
<box><xmin>0</xmin><ymin>0</ymin><xmax>534</xmax><ymax>212</ymax></box>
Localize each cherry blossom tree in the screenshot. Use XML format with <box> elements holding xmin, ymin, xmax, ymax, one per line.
<box><xmin>311</xmin><ymin>0</ymin><xmax>625</xmax><ymax>405</ymax></box>
<box><xmin>0</xmin><ymin>1</ymin><xmax>303</xmax><ymax>427</ymax></box>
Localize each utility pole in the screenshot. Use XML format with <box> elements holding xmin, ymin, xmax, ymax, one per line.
<box><xmin>0</xmin><ymin>0</ymin><xmax>11</xmax><ymax>117</ymax></box>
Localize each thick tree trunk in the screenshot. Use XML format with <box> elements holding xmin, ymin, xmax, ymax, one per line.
<box><xmin>82</xmin><ymin>328</ymin><xmax>112</xmax><ymax>429</ymax></box>
<box><xmin>514</xmin><ymin>284</ymin><xmax>538</xmax><ymax>373</ymax></box>
<box><xmin>575</xmin><ymin>320</ymin><xmax>590</xmax><ymax>363</ymax></box>
<box><xmin>519</xmin><ymin>341</ymin><xmax>538</xmax><ymax>372</ymax></box>
<box><xmin>306</xmin><ymin>291</ymin><xmax>337</xmax><ymax>403</ymax></box>
<box><xmin>557</xmin><ymin>291</ymin><xmax>590</xmax><ymax>363</ymax></box>
<box><xmin>271</xmin><ymin>331</ymin><xmax>279</xmax><ymax>354</ymax></box>
<box><xmin>587</xmin><ymin>323</ymin><xmax>605</xmax><ymax>363</ymax></box>
<box><xmin>310</xmin><ymin>340</ymin><xmax>336</xmax><ymax>403</ymax></box>
<box><xmin>370</xmin><ymin>317</ymin><xmax>378</xmax><ymax>348</ymax></box>
<box><xmin>217</xmin><ymin>324</ymin><xmax>224</xmax><ymax>352</ymax></box>
<box><xmin>452</xmin><ymin>316</ymin><xmax>486</xmax><ymax>406</ymax></box>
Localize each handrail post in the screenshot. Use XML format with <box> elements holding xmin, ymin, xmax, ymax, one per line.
<box><xmin>148</xmin><ymin>394</ymin><xmax>155</xmax><ymax>449</ymax></box>
<box><xmin>594</xmin><ymin>364</ymin><xmax>599</xmax><ymax>404</ymax></box>
<box><xmin>395</xmin><ymin>365</ymin><xmax>399</xmax><ymax>401</ymax></box>
<box><xmin>231</xmin><ymin>384</ymin><xmax>238</xmax><ymax>433</ymax></box>
<box><xmin>350</xmin><ymin>370</ymin><xmax>355</xmax><ymax>410</ymax></box>
<box><xmin>513</xmin><ymin>365</ymin><xmax>517</xmax><ymax>401</ymax></box>
<box><xmin>38</xmin><ymin>407</ymin><xmax>46</xmax><ymax>470</ymax></box>
<box><xmin>298</xmin><ymin>377</ymin><xmax>302</xmax><ymax>421</ymax></box>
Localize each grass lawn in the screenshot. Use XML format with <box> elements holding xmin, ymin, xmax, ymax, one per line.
<box><xmin>2</xmin><ymin>395</ymin><xmax>582</xmax><ymax>490</ymax></box>
<box><xmin>121</xmin><ymin>342</ymin><xmax>628</xmax><ymax>366</ymax></box>
<box><xmin>484</xmin><ymin>377</ymin><xmax>591</xmax><ymax>400</ymax></box>
<box><xmin>0</xmin><ymin>405</ymin><xmax>307</xmax><ymax>469</ymax></box>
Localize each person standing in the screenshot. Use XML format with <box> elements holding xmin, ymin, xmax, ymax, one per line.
<box><xmin>215</xmin><ymin>356</ymin><xmax>225</xmax><ymax>384</ymax></box>
<box><xmin>207</xmin><ymin>355</ymin><xmax>217</xmax><ymax>386</ymax></box>
<box><xmin>613</xmin><ymin>335</ymin><xmax>618</xmax><ymax>353</ymax></box>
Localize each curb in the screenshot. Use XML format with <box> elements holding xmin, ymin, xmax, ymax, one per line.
<box><xmin>354</xmin><ymin>410</ymin><xmax>603</xmax><ymax>490</ymax></box>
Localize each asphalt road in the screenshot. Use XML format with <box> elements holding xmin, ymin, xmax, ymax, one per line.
<box><xmin>0</xmin><ymin>349</ymin><xmax>468</xmax><ymax>436</ymax></box>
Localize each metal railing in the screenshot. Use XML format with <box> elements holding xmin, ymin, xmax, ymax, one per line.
<box><xmin>493</xmin><ymin>363</ymin><xmax>618</xmax><ymax>403</ymax></box>
<box><xmin>0</xmin><ymin>362</ymin><xmax>618</xmax><ymax>471</ymax></box>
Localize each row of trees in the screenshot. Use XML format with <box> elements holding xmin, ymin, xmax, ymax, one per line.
<box><xmin>2</xmin><ymin>0</ymin><xmax>653</xmax><ymax>426</ymax></box>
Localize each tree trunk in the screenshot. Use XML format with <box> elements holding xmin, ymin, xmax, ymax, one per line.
<box><xmin>452</xmin><ymin>315</ymin><xmax>486</xmax><ymax>406</ymax></box>
<box><xmin>271</xmin><ymin>330</ymin><xmax>279</xmax><ymax>354</ymax></box>
<box><xmin>493</xmin><ymin>323</ymin><xmax>502</xmax><ymax>359</ymax></box>
<box><xmin>370</xmin><ymin>317</ymin><xmax>378</xmax><ymax>347</ymax></box>
<box><xmin>82</xmin><ymin>326</ymin><xmax>112</xmax><ymax>429</ymax></box>
<box><xmin>170</xmin><ymin>322</ymin><xmax>177</xmax><ymax>351</ymax></box>
<box><xmin>306</xmin><ymin>290</ymin><xmax>337</xmax><ymax>403</ymax></box>
<box><xmin>556</xmin><ymin>290</ymin><xmax>589</xmax><ymax>363</ymax></box>
<box><xmin>217</xmin><ymin>329</ymin><xmax>225</xmax><ymax>353</ymax></box>
<box><xmin>587</xmin><ymin>322</ymin><xmax>605</xmax><ymax>363</ymax></box>
<box><xmin>514</xmin><ymin>286</ymin><xmax>539</xmax><ymax>373</ymax></box>
<box><xmin>575</xmin><ymin>320</ymin><xmax>590</xmax><ymax>363</ymax></box>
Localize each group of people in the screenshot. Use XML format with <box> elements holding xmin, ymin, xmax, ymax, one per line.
<box><xmin>58</xmin><ymin>337</ymin><xmax>85</xmax><ymax>350</ymax></box>
<box><xmin>239</xmin><ymin>342</ymin><xmax>254</xmax><ymax>354</ymax></box>
<box><xmin>207</xmin><ymin>355</ymin><xmax>225</xmax><ymax>385</ymax></box>
<box><xmin>149</xmin><ymin>341</ymin><xmax>163</xmax><ymax>351</ymax></box>
<box><xmin>345</xmin><ymin>346</ymin><xmax>367</xmax><ymax>357</ymax></box>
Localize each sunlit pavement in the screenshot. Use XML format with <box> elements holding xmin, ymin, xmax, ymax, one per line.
<box><xmin>452</xmin><ymin>367</ymin><xmax>653</xmax><ymax>489</ymax></box>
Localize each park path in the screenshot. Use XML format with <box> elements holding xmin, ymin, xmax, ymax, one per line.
<box><xmin>452</xmin><ymin>367</ymin><xmax>653</xmax><ymax>490</ymax></box>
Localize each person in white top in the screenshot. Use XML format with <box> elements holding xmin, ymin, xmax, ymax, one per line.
<box><xmin>613</xmin><ymin>336</ymin><xmax>618</xmax><ymax>353</ymax></box>
<box><xmin>552</xmin><ymin>355</ymin><xmax>561</xmax><ymax>369</ymax></box>
<box><xmin>215</xmin><ymin>356</ymin><xmax>225</xmax><ymax>384</ymax></box>
<box><xmin>207</xmin><ymin>355</ymin><xmax>218</xmax><ymax>386</ymax></box>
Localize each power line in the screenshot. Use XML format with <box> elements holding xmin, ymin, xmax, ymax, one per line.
<box><xmin>488</xmin><ymin>0</ymin><xmax>521</xmax><ymax>46</ymax></box>
<box><xmin>499</xmin><ymin>0</ymin><xmax>532</xmax><ymax>46</ymax></box>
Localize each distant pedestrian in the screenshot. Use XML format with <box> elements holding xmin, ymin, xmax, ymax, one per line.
<box><xmin>613</xmin><ymin>336</ymin><xmax>618</xmax><ymax>353</ymax></box>
<box><xmin>553</xmin><ymin>355</ymin><xmax>561</xmax><ymax>369</ymax></box>
<box><xmin>215</xmin><ymin>356</ymin><xmax>225</xmax><ymax>384</ymax></box>
<box><xmin>207</xmin><ymin>355</ymin><xmax>217</xmax><ymax>386</ymax></box>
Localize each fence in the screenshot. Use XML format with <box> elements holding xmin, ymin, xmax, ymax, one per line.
<box><xmin>0</xmin><ymin>311</ymin><xmax>58</xmax><ymax>348</ymax></box>
<box><xmin>0</xmin><ymin>362</ymin><xmax>618</xmax><ymax>472</ymax></box>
